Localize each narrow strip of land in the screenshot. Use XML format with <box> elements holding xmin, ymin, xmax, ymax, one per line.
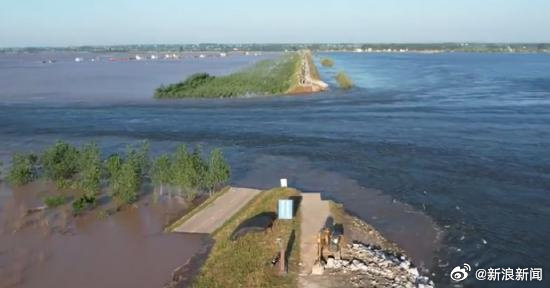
<box><xmin>289</xmin><ymin>51</ymin><xmax>328</xmax><ymax>94</ymax></box>
<box><xmin>172</xmin><ymin>187</ymin><xmax>261</xmax><ymax>233</ymax></box>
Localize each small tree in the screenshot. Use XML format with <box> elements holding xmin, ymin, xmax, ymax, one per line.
<box><xmin>321</xmin><ymin>58</ymin><xmax>334</xmax><ymax>67</ymax></box>
<box><xmin>205</xmin><ymin>148</ymin><xmax>230</xmax><ymax>195</ymax></box>
<box><xmin>107</xmin><ymin>143</ymin><xmax>149</xmax><ymax>206</ymax></box>
<box><xmin>335</xmin><ymin>72</ymin><xmax>353</xmax><ymax>90</ymax></box>
<box><xmin>127</xmin><ymin>141</ymin><xmax>150</xmax><ymax>178</ymax></box>
<box><xmin>105</xmin><ymin>153</ymin><xmax>122</xmax><ymax>179</ymax></box>
<box><xmin>172</xmin><ymin>144</ymin><xmax>194</xmax><ymax>195</ymax></box>
<box><xmin>40</xmin><ymin>141</ymin><xmax>79</xmax><ymax>188</ymax></box>
<box><xmin>190</xmin><ymin>145</ymin><xmax>207</xmax><ymax>191</ymax></box>
<box><xmin>7</xmin><ymin>153</ymin><xmax>38</xmax><ymax>186</ymax></box>
<box><xmin>76</xmin><ymin>143</ymin><xmax>101</xmax><ymax>197</ymax></box>
<box><xmin>110</xmin><ymin>161</ymin><xmax>139</xmax><ymax>205</ymax></box>
<box><xmin>151</xmin><ymin>154</ymin><xmax>172</xmax><ymax>195</ymax></box>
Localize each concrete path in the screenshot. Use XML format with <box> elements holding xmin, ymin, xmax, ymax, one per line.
<box><xmin>173</xmin><ymin>187</ymin><xmax>261</xmax><ymax>234</ymax></box>
<box><xmin>299</xmin><ymin>192</ymin><xmax>330</xmax><ymax>275</ymax></box>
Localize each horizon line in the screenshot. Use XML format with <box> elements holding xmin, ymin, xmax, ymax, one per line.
<box><xmin>3</xmin><ymin>42</ymin><xmax>550</xmax><ymax>49</ymax></box>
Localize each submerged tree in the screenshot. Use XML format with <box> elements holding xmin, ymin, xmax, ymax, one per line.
<box><xmin>205</xmin><ymin>148</ymin><xmax>230</xmax><ymax>195</ymax></box>
<box><xmin>151</xmin><ymin>154</ymin><xmax>172</xmax><ymax>195</ymax></box>
<box><xmin>40</xmin><ymin>140</ymin><xmax>79</xmax><ymax>188</ymax></box>
<box><xmin>107</xmin><ymin>142</ymin><xmax>150</xmax><ymax>205</ymax></box>
<box><xmin>110</xmin><ymin>161</ymin><xmax>140</xmax><ymax>205</ymax></box>
<box><xmin>335</xmin><ymin>72</ymin><xmax>353</xmax><ymax>90</ymax></box>
<box><xmin>321</xmin><ymin>58</ymin><xmax>334</xmax><ymax>67</ymax></box>
<box><xmin>171</xmin><ymin>144</ymin><xmax>193</xmax><ymax>193</ymax></box>
<box><xmin>7</xmin><ymin>153</ymin><xmax>38</xmax><ymax>186</ymax></box>
<box><xmin>105</xmin><ymin>153</ymin><xmax>122</xmax><ymax>179</ymax></box>
<box><xmin>190</xmin><ymin>145</ymin><xmax>207</xmax><ymax>190</ymax></box>
<box><xmin>76</xmin><ymin>142</ymin><xmax>101</xmax><ymax>196</ymax></box>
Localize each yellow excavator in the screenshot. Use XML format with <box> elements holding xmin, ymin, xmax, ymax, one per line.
<box><xmin>312</xmin><ymin>224</ymin><xmax>345</xmax><ymax>274</ymax></box>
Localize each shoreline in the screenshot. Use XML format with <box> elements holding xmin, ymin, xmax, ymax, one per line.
<box><xmin>165</xmin><ymin>187</ymin><xmax>434</xmax><ymax>287</ymax></box>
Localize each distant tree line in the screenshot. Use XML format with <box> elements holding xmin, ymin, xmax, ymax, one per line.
<box><xmin>6</xmin><ymin>141</ymin><xmax>230</xmax><ymax>214</ymax></box>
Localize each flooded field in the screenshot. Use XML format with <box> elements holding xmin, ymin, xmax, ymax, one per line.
<box><xmin>0</xmin><ymin>181</ymin><xmax>212</xmax><ymax>288</ymax></box>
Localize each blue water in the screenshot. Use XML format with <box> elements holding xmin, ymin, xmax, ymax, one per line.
<box><xmin>1</xmin><ymin>52</ymin><xmax>549</xmax><ymax>287</ymax></box>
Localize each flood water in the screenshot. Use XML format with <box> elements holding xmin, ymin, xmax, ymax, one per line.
<box><xmin>1</xmin><ymin>51</ymin><xmax>549</xmax><ymax>287</ymax></box>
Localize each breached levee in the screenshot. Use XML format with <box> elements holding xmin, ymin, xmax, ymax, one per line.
<box><xmin>287</xmin><ymin>50</ymin><xmax>329</xmax><ymax>94</ymax></box>
<box><xmin>154</xmin><ymin>50</ymin><xmax>327</xmax><ymax>99</ymax></box>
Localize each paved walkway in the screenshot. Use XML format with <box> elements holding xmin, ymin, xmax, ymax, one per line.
<box><xmin>299</xmin><ymin>192</ymin><xmax>330</xmax><ymax>275</ymax></box>
<box><xmin>173</xmin><ymin>187</ymin><xmax>261</xmax><ymax>234</ymax></box>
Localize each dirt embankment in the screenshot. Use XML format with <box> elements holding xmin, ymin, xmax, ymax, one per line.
<box><xmin>288</xmin><ymin>50</ymin><xmax>328</xmax><ymax>94</ymax></box>
<box><xmin>299</xmin><ymin>201</ymin><xmax>435</xmax><ymax>288</ymax></box>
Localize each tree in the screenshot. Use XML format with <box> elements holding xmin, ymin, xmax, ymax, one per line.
<box><xmin>151</xmin><ymin>154</ymin><xmax>172</xmax><ymax>195</ymax></box>
<box><xmin>190</xmin><ymin>145</ymin><xmax>207</xmax><ymax>190</ymax></box>
<box><xmin>205</xmin><ymin>148</ymin><xmax>230</xmax><ymax>195</ymax></box>
<box><xmin>76</xmin><ymin>143</ymin><xmax>101</xmax><ymax>196</ymax></box>
<box><xmin>108</xmin><ymin>142</ymin><xmax>149</xmax><ymax>205</ymax></box>
<box><xmin>321</xmin><ymin>58</ymin><xmax>334</xmax><ymax>67</ymax></box>
<box><xmin>110</xmin><ymin>161</ymin><xmax>139</xmax><ymax>205</ymax></box>
<box><xmin>125</xmin><ymin>141</ymin><xmax>150</xmax><ymax>179</ymax></box>
<box><xmin>105</xmin><ymin>153</ymin><xmax>122</xmax><ymax>179</ymax></box>
<box><xmin>335</xmin><ymin>72</ymin><xmax>353</xmax><ymax>90</ymax></box>
<box><xmin>7</xmin><ymin>153</ymin><xmax>38</xmax><ymax>186</ymax></box>
<box><xmin>40</xmin><ymin>140</ymin><xmax>79</xmax><ymax>188</ymax></box>
<box><xmin>171</xmin><ymin>144</ymin><xmax>194</xmax><ymax>193</ymax></box>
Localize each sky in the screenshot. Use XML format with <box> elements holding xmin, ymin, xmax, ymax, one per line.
<box><xmin>1</xmin><ymin>0</ymin><xmax>549</xmax><ymax>47</ymax></box>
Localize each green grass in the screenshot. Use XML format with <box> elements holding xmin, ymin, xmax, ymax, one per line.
<box><xmin>320</xmin><ymin>58</ymin><xmax>334</xmax><ymax>67</ymax></box>
<box><xmin>155</xmin><ymin>53</ymin><xmax>301</xmax><ymax>98</ymax></box>
<box><xmin>44</xmin><ymin>195</ymin><xmax>67</xmax><ymax>208</ymax></box>
<box><xmin>335</xmin><ymin>71</ymin><xmax>353</xmax><ymax>89</ymax></box>
<box><xmin>193</xmin><ymin>188</ymin><xmax>301</xmax><ymax>288</ymax></box>
<box><xmin>164</xmin><ymin>186</ymin><xmax>230</xmax><ymax>232</ymax></box>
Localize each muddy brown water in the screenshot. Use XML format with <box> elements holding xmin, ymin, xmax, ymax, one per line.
<box><xmin>0</xmin><ymin>181</ymin><xmax>211</xmax><ymax>288</ymax></box>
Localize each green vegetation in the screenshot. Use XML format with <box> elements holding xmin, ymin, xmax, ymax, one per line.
<box><xmin>72</xmin><ymin>193</ymin><xmax>97</xmax><ymax>214</ymax></box>
<box><xmin>6</xmin><ymin>140</ymin><xmax>231</xmax><ymax>215</ymax></box>
<box><xmin>151</xmin><ymin>154</ymin><xmax>172</xmax><ymax>195</ymax></box>
<box><xmin>205</xmin><ymin>148</ymin><xmax>230</xmax><ymax>195</ymax></box>
<box><xmin>151</xmin><ymin>145</ymin><xmax>231</xmax><ymax>199</ymax></box>
<box><xmin>321</xmin><ymin>58</ymin><xmax>334</xmax><ymax>67</ymax></box>
<box><xmin>44</xmin><ymin>195</ymin><xmax>67</xmax><ymax>208</ymax></box>
<box><xmin>40</xmin><ymin>140</ymin><xmax>80</xmax><ymax>188</ymax></box>
<box><xmin>7</xmin><ymin>153</ymin><xmax>38</xmax><ymax>186</ymax></box>
<box><xmin>107</xmin><ymin>142</ymin><xmax>150</xmax><ymax>205</ymax></box>
<box><xmin>193</xmin><ymin>188</ymin><xmax>300</xmax><ymax>288</ymax></box>
<box><xmin>335</xmin><ymin>71</ymin><xmax>353</xmax><ymax>90</ymax></box>
<box><xmin>76</xmin><ymin>143</ymin><xmax>101</xmax><ymax>195</ymax></box>
<box><xmin>154</xmin><ymin>53</ymin><xmax>300</xmax><ymax>98</ymax></box>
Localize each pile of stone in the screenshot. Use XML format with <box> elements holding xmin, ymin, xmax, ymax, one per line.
<box><xmin>323</xmin><ymin>242</ymin><xmax>434</xmax><ymax>288</ymax></box>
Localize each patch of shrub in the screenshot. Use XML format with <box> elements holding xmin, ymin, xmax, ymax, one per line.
<box><xmin>7</xmin><ymin>153</ymin><xmax>38</xmax><ymax>186</ymax></box>
<box><xmin>40</xmin><ymin>141</ymin><xmax>79</xmax><ymax>188</ymax></box>
<box><xmin>44</xmin><ymin>195</ymin><xmax>67</xmax><ymax>207</ymax></box>
<box><xmin>321</xmin><ymin>58</ymin><xmax>334</xmax><ymax>67</ymax></box>
<box><xmin>335</xmin><ymin>72</ymin><xmax>353</xmax><ymax>90</ymax></box>
<box><xmin>72</xmin><ymin>194</ymin><xmax>96</xmax><ymax>214</ymax></box>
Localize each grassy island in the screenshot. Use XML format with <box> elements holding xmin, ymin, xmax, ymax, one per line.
<box><xmin>155</xmin><ymin>53</ymin><xmax>301</xmax><ymax>98</ymax></box>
